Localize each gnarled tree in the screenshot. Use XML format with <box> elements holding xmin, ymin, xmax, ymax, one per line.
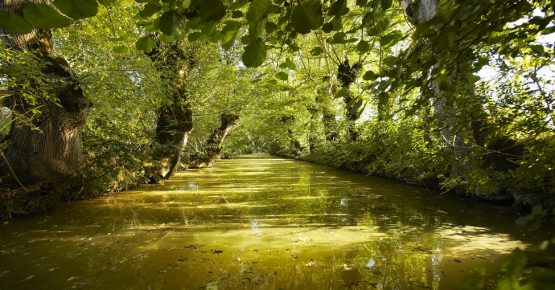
<box><xmin>145</xmin><ymin>38</ymin><xmax>195</xmax><ymax>181</ymax></box>
<box><xmin>0</xmin><ymin>0</ymin><xmax>91</xmax><ymax>190</ymax></box>
<box><xmin>189</xmin><ymin>113</ymin><xmax>240</xmax><ymax>168</ymax></box>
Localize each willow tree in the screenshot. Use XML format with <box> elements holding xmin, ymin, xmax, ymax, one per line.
<box><xmin>0</xmin><ymin>0</ymin><xmax>91</xmax><ymax>190</ymax></box>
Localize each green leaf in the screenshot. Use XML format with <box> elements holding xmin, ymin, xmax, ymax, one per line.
<box><xmin>356</xmin><ymin>40</ymin><xmax>369</xmax><ymax>53</ymax></box>
<box><xmin>23</xmin><ymin>3</ymin><xmax>73</xmax><ymax>29</ymax></box>
<box><xmin>329</xmin><ymin>0</ymin><xmax>348</xmax><ymax>17</ymax></box>
<box><xmin>381</xmin><ymin>0</ymin><xmax>392</xmax><ymax>10</ymax></box>
<box><xmin>248</xmin><ymin>18</ymin><xmax>266</xmax><ymax>38</ymax></box>
<box><xmin>158</xmin><ymin>11</ymin><xmax>179</xmax><ymax>35</ymax></box>
<box><xmin>232</xmin><ymin>10</ymin><xmax>244</xmax><ymax>18</ymax></box>
<box><xmin>246</xmin><ymin>0</ymin><xmax>272</xmax><ymax>22</ymax></box>
<box><xmin>54</xmin><ymin>0</ymin><xmax>98</xmax><ymax>19</ymax></box>
<box><xmin>530</xmin><ymin>45</ymin><xmax>545</xmax><ymax>55</ymax></box>
<box><xmin>135</xmin><ymin>36</ymin><xmax>156</xmax><ymax>53</ymax></box>
<box><xmin>0</xmin><ymin>11</ymin><xmax>33</xmax><ymax>34</ymax></box>
<box><xmin>335</xmin><ymin>87</ymin><xmax>349</xmax><ymax>98</ymax></box>
<box><xmin>363</xmin><ymin>70</ymin><xmax>376</xmax><ymax>80</ymax></box>
<box><xmin>279</xmin><ymin>59</ymin><xmax>296</xmax><ymax>70</ymax></box>
<box><xmin>291</xmin><ymin>0</ymin><xmax>323</xmax><ymax>34</ymax></box>
<box><xmin>182</xmin><ymin>0</ymin><xmax>192</xmax><ymax>8</ymax></box>
<box><xmin>322</xmin><ymin>23</ymin><xmax>333</xmax><ymax>33</ymax></box>
<box><xmin>265</xmin><ymin>21</ymin><xmax>277</xmax><ymax>33</ymax></box>
<box><xmin>331</xmin><ymin>31</ymin><xmax>346</xmax><ymax>43</ymax></box>
<box><xmin>310</xmin><ymin>46</ymin><xmax>324</xmax><ymax>56</ymax></box>
<box><xmin>275</xmin><ymin>71</ymin><xmax>288</xmax><ymax>80</ymax></box>
<box><xmin>330</xmin><ymin>16</ymin><xmax>342</xmax><ymax>31</ymax></box>
<box><xmin>379</xmin><ymin>30</ymin><xmax>403</xmax><ymax>48</ymax></box>
<box><xmin>198</xmin><ymin>0</ymin><xmax>226</xmax><ymax>21</ymax></box>
<box><xmin>139</xmin><ymin>3</ymin><xmax>161</xmax><ymax>18</ymax></box>
<box><xmin>242</xmin><ymin>37</ymin><xmax>266</xmax><ymax>67</ymax></box>
<box><xmin>221</xmin><ymin>21</ymin><xmax>241</xmax><ymax>49</ymax></box>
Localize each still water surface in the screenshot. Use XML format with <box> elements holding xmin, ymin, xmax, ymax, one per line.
<box><xmin>0</xmin><ymin>154</ymin><xmax>552</xmax><ymax>289</ymax></box>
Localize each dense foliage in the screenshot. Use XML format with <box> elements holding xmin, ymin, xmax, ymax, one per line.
<box><xmin>1</xmin><ymin>0</ymin><xmax>555</xmax><ymax>288</ymax></box>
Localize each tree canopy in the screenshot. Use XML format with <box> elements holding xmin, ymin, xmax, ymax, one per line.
<box><xmin>1</xmin><ymin>1</ymin><xmax>555</xmax><ymax>287</ymax></box>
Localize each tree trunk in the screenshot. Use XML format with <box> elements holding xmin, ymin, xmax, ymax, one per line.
<box><xmin>189</xmin><ymin>113</ymin><xmax>240</xmax><ymax>168</ymax></box>
<box><xmin>337</xmin><ymin>59</ymin><xmax>363</xmax><ymax>141</ymax></box>
<box><xmin>146</xmin><ymin>40</ymin><xmax>194</xmax><ymax>181</ymax></box>
<box><xmin>151</xmin><ymin>97</ymin><xmax>193</xmax><ymax>179</ymax></box>
<box><xmin>0</xmin><ymin>0</ymin><xmax>91</xmax><ymax>188</ymax></box>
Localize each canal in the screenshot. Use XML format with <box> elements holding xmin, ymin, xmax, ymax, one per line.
<box><xmin>0</xmin><ymin>154</ymin><xmax>551</xmax><ymax>289</ymax></box>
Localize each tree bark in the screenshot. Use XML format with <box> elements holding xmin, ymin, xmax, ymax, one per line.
<box><xmin>146</xmin><ymin>40</ymin><xmax>194</xmax><ymax>180</ymax></box>
<box><xmin>337</xmin><ymin>59</ymin><xmax>363</xmax><ymax>141</ymax></box>
<box><xmin>189</xmin><ymin>113</ymin><xmax>240</xmax><ymax>168</ymax></box>
<box><xmin>0</xmin><ymin>0</ymin><xmax>91</xmax><ymax>188</ymax></box>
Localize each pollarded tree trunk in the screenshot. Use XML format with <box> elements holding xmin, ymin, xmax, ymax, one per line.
<box><xmin>337</xmin><ymin>59</ymin><xmax>364</xmax><ymax>141</ymax></box>
<box><xmin>152</xmin><ymin>95</ymin><xmax>193</xmax><ymax>179</ymax></box>
<box><xmin>189</xmin><ymin>113</ymin><xmax>240</xmax><ymax>168</ymax></box>
<box><xmin>146</xmin><ymin>39</ymin><xmax>194</xmax><ymax>181</ymax></box>
<box><xmin>0</xmin><ymin>0</ymin><xmax>91</xmax><ymax>189</ymax></box>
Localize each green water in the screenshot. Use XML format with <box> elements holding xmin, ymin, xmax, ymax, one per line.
<box><xmin>0</xmin><ymin>154</ymin><xmax>551</xmax><ymax>289</ymax></box>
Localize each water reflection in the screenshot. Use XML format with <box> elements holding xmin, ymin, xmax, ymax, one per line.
<box><xmin>0</xmin><ymin>154</ymin><xmax>552</xmax><ymax>289</ymax></box>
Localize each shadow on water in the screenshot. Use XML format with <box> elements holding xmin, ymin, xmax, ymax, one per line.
<box><xmin>0</xmin><ymin>153</ymin><xmax>553</xmax><ymax>289</ymax></box>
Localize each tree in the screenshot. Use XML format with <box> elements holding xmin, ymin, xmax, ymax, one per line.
<box><xmin>0</xmin><ymin>0</ymin><xmax>91</xmax><ymax>190</ymax></box>
<box><xmin>189</xmin><ymin>113</ymin><xmax>240</xmax><ymax>168</ymax></box>
<box><xmin>145</xmin><ymin>38</ymin><xmax>195</xmax><ymax>180</ymax></box>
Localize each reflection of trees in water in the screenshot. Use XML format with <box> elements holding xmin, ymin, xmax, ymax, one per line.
<box><xmin>338</xmin><ymin>229</ymin><xmax>442</xmax><ymax>289</ymax></box>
